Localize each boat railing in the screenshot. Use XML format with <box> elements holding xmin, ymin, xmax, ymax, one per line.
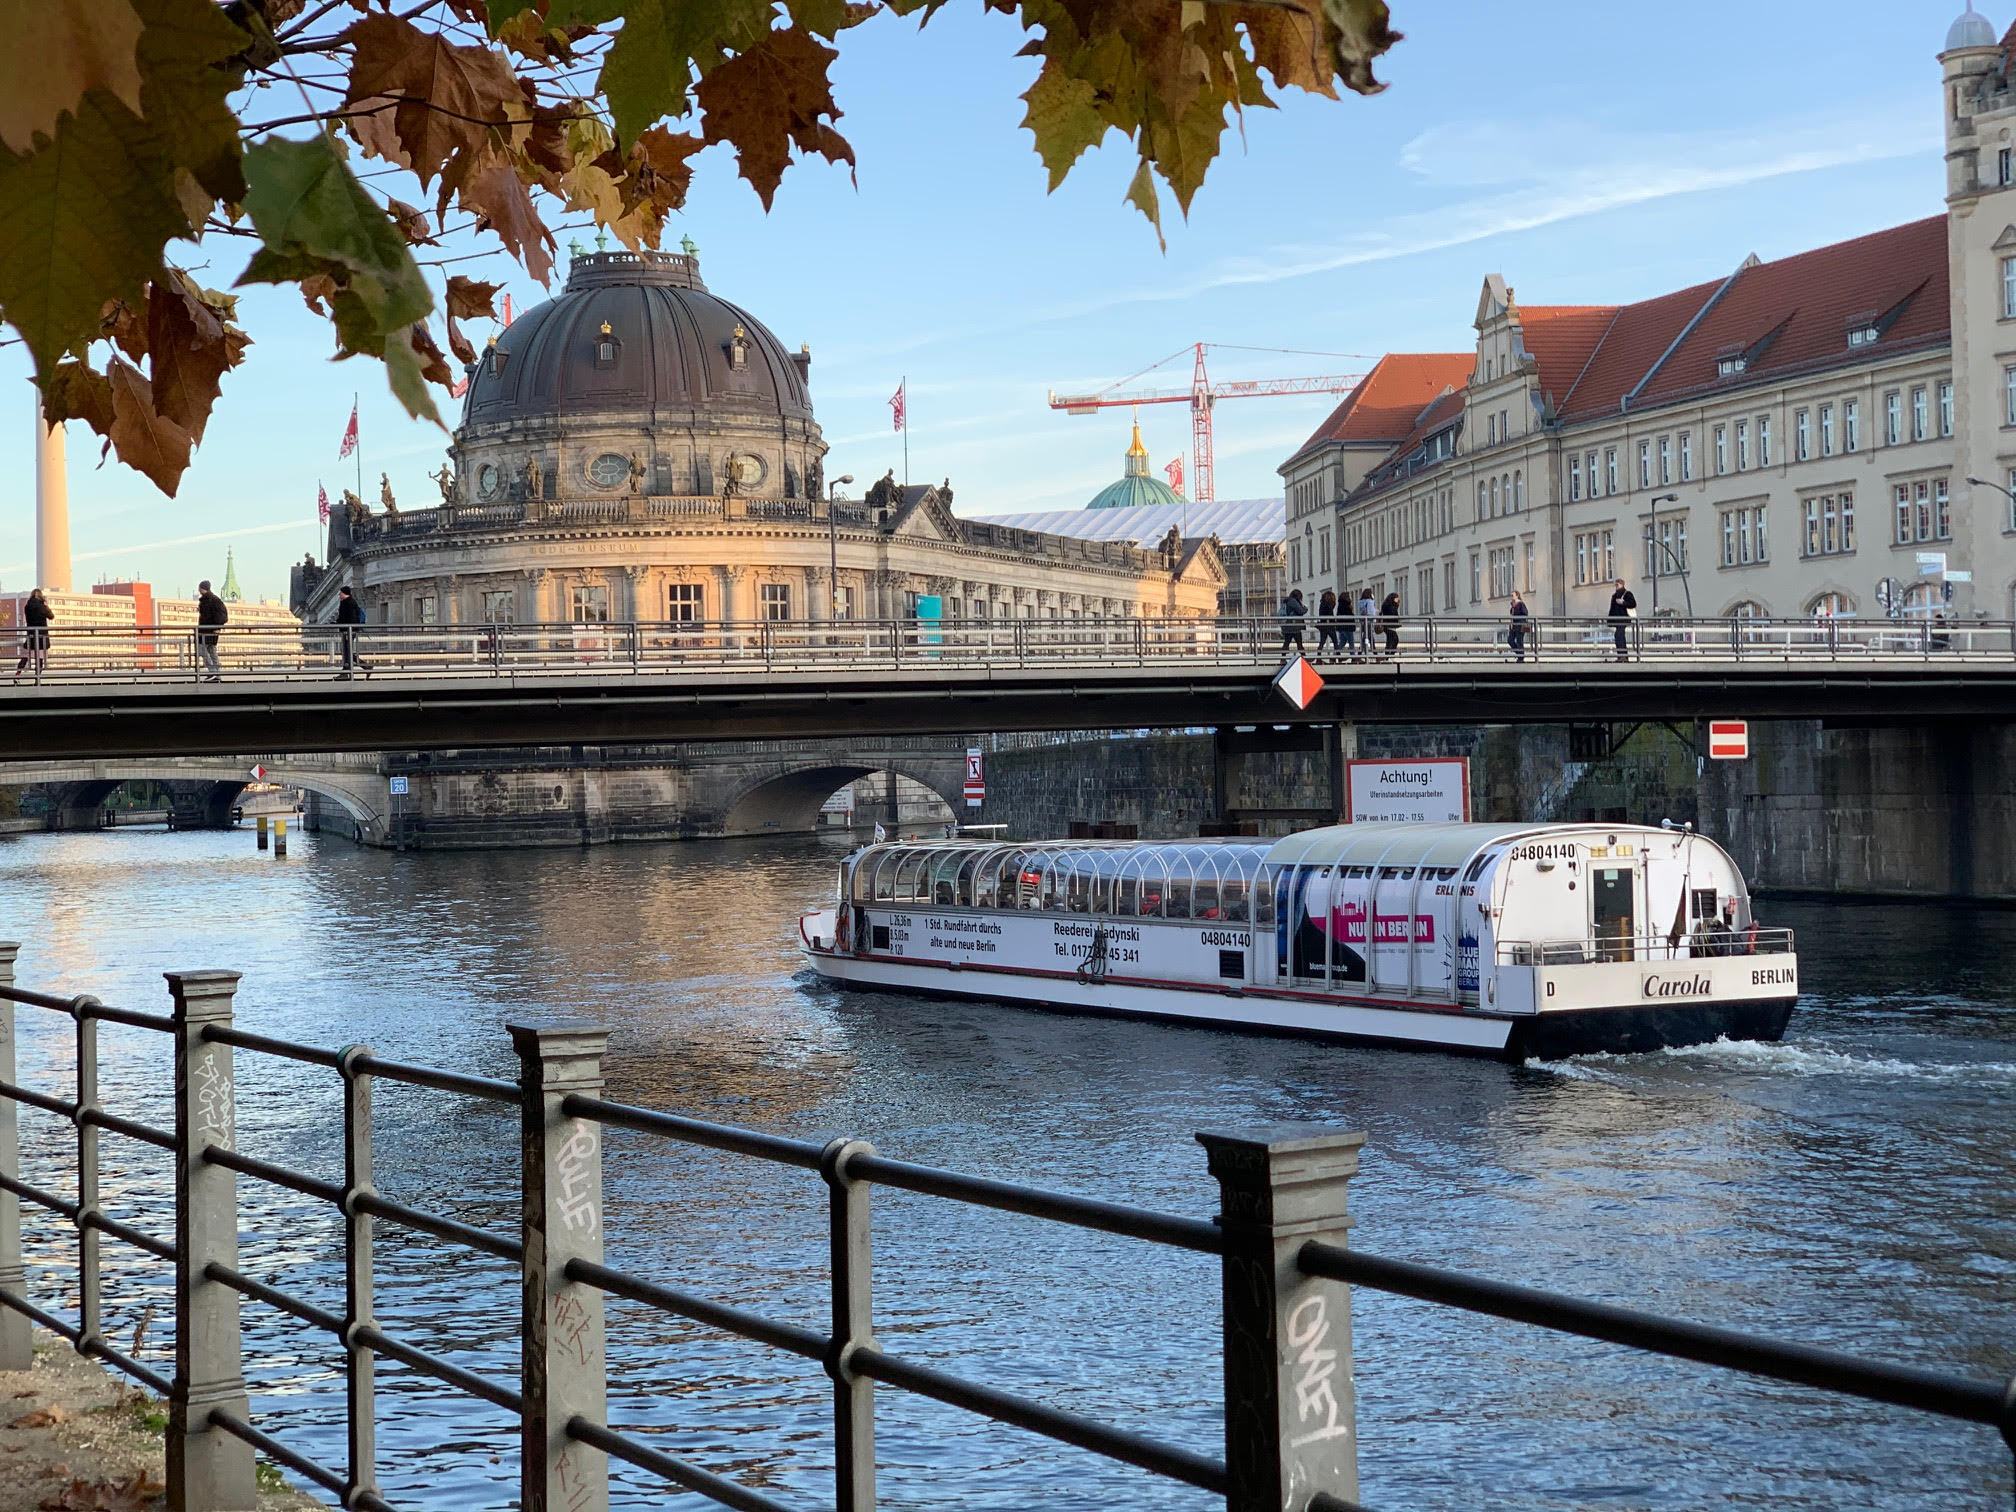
<box><xmin>1496</xmin><ymin>928</ymin><xmax>1796</xmax><ymax>966</ymax></box>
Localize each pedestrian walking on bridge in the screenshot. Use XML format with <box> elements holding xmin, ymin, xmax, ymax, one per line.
<box><xmin>1356</xmin><ymin>587</ymin><xmax>1376</xmax><ymax>657</ymax></box>
<box><xmin>12</xmin><ymin>588</ymin><xmax>51</xmax><ymax>682</ymax></box>
<box><xmin>1507</xmin><ymin>588</ymin><xmax>1531</xmax><ymax>662</ymax></box>
<box><xmin>1379</xmin><ymin>590</ymin><xmax>1401</xmax><ymax>657</ymax></box>
<box><xmin>1279</xmin><ymin>588</ymin><xmax>1308</xmax><ymax>654</ymax></box>
<box><xmin>335</xmin><ymin>586</ymin><xmax>368</xmax><ymax>678</ymax></box>
<box><xmin>1315</xmin><ymin>588</ymin><xmax>1342</xmax><ymax>657</ymax></box>
<box><xmin>1607</xmin><ymin>578</ymin><xmax>1637</xmax><ymax>661</ymax></box>
<box><xmin>195</xmin><ymin>579</ymin><xmax>228</xmax><ymax>682</ymax></box>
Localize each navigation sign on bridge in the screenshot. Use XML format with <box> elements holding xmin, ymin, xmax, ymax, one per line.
<box><xmin>249</xmin><ymin>763</ymin><xmax>266</xmax><ymax>780</ymax></box>
<box><xmin>964</xmin><ymin>747</ymin><xmax>985</xmax><ymax>807</ymax></box>
<box><xmin>1272</xmin><ymin>656</ymin><xmax>1324</xmax><ymax>710</ymax></box>
<box><xmin>1709</xmin><ymin>721</ymin><xmax>1748</xmax><ymax>760</ymax></box>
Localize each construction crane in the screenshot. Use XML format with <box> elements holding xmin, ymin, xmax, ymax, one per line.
<box><xmin>1048</xmin><ymin>342</ymin><xmax>1365</xmax><ymax>503</ymax></box>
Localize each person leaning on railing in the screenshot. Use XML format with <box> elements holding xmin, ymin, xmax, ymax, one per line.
<box><xmin>11</xmin><ymin>587</ymin><xmax>51</xmax><ymax>682</ymax></box>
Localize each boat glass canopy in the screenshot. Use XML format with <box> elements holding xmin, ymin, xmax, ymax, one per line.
<box><xmin>847</xmin><ymin>840</ymin><xmax>1277</xmax><ymax>922</ymax></box>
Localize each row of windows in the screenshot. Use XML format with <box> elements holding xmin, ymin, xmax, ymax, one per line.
<box><xmin>435</xmin><ymin>582</ymin><xmax>1168</xmax><ymax>626</ymax></box>
<box><xmin>1477</xmin><ymin>470</ymin><xmax>1525</xmax><ymax>521</ymax></box>
<box><xmin>1801</xmin><ymin>495</ymin><xmax>1850</xmax><ymax>558</ymax></box>
<box><xmin>1345</xmin><ymin>489</ymin><xmax>1456</xmax><ymax>567</ymax></box>
<box><xmin>1723</xmin><ymin>505</ymin><xmax>1769</xmax><ymax>567</ymax></box>
<box><xmin>1573</xmin><ymin>530</ymin><xmax>1617</xmax><ymax>586</ymax></box>
<box><xmin>1643</xmin><ymin>518</ymin><xmax>1689</xmax><ymax>577</ymax></box>
<box><xmin>1893</xmin><ymin>479</ymin><xmax>1952</xmax><ymax>545</ymax></box>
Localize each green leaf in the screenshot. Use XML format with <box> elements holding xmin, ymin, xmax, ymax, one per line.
<box><xmin>0</xmin><ymin>89</ymin><xmax>185</xmax><ymax>380</ymax></box>
<box><xmin>584</xmin><ymin>0</ymin><xmax>773</xmax><ymax>149</ymax></box>
<box><xmin>384</xmin><ymin>324</ymin><xmax>444</xmax><ymax>429</ymax></box>
<box><xmin>1020</xmin><ymin>62</ymin><xmax>1106</xmax><ymax>191</ymax></box>
<box><xmin>238</xmin><ymin>135</ymin><xmax>432</xmax><ymax>333</ymax></box>
<box><xmin>1123</xmin><ymin>156</ymin><xmax>1163</xmax><ymax>251</ymax></box>
<box><xmin>131</xmin><ymin>0</ymin><xmax>250</xmax><ymax>203</ymax></box>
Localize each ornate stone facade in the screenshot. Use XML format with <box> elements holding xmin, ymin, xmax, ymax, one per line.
<box><xmin>298</xmin><ymin>249</ymin><xmax>1225</xmax><ymax>627</ymax></box>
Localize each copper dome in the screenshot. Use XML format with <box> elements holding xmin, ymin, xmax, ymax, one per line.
<box><xmin>457</xmin><ymin>250</ymin><xmax>813</xmax><ymax>430</ymax></box>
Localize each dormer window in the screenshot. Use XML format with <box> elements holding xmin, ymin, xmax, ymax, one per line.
<box><xmin>1717</xmin><ymin>355</ymin><xmax>1747</xmax><ymax>377</ymax></box>
<box><xmin>594</xmin><ymin>321</ymin><xmax>619</xmax><ymax>368</ymax></box>
<box><xmin>1846</xmin><ymin>325</ymin><xmax>1880</xmax><ymax>348</ymax></box>
<box><xmin>487</xmin><ymin>341</ymin><xmax>507</xmax><ymax>378</ymax></box>
<box><xmin>727</xmin><ymin>324</ymin><xmax>750</xmax><ymax>372</ymax></box>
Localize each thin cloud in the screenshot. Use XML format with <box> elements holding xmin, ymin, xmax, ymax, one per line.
<box><xmin>0</xmin><ymin>519</ymin><xmax>311</xmax><ymax>580</ymax></box>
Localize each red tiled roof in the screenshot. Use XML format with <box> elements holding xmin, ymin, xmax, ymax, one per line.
<box><xmin>1512</xmin><ymin>305</ymin><xmax>1618</xmax><ymax>405</ymax></box>
<box><xmin>1359</xmin><ymin>387</ymin><xmax>1468</xmax><ymax>490</ymax></box>
<box><xmin>1288</xmin><ymin>352</ymin><xmax>1472</xmax><ymax>462</ymax></box>
<box><xmin>1624</xmin><ymin>216</ymin><xmax>1948</xmax><ymax>412</ymax></box>
<box><xmin>1554</xmin><ymin>277</ymin><xmax>1727</xmax><ymax>422</ymax></box>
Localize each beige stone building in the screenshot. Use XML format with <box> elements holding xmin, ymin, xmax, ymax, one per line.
<box><xmin>1282</xmin><ymin>12</ymin><xmax>2016</xmax><ymax>627</ymax></box>
<box><xmin>296</xmin><ymin>248</ymin><xmax>1226</xmax><ymax>628</ymax></box>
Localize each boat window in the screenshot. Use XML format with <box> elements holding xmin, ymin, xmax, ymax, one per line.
<box><xmin>1091</xmin><ymin>870</ymin><xmax>1110</xmax><ymax>914</ymax></box>
<box><xmin>1066</xmin><ymin>866</ymin><xmax>1093</xmax><ymax>913</ymax></box>
<box><xmin>889</xmin><ymin>852</ymin><xmax>923</xmax><ymax>901</ymax></box>
<box><xmin>1115</xmin><ymin>876</ymin><xmax>1139</xmax><ymax>916</ymax></box>
<box><xmin>1043</xmin><ymin>865</ymin><xmax>1067</xmax><ymax>912</ymax></box>
<box><xmin>1165</xmin><ymin>879</ymin><xmax>1191</xmax><ymax>919</ymax></box>
<box><xmin>1253</xmin><ymin>877</ymin><xmax>1275</xmax><ymax>925</ymax></box>
<box><xmin>955</xmin><ymin>851</ymin><xmax>982</xmax><ymax>908</ymax></box>
<box><xmin>1017</xmin><ymin>859</ymin><xmax>1044</xmax><ymax>909</ymax></box>
<box><xmin>1137</xmin><ymin>873</ymin><xmax>1165</xmax><ymax>917</ymax></box>
<box><xmin>930</xmin><ymin>852</ymin><xmax>962</xmax><ymax>906</ymax></box>
<box><xmin>1193</xmin><ymin>879</ymin><xmax>1220</xmax><ymax>920</ymax></box>
<box><xmin>1220</xmin><ymin>879</ymin><xmax>1247</xmax><ymax>922</ymax></box>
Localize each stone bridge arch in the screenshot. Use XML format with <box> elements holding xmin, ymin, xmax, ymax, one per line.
<box><xmin>709</xmin><ymin>755</ymin><xmax>967</xmax><ymax>838</ymax></box>
<box><xmin>2</xmin><ymin>757</ymin><xmax>391</xmax><ymax>843</ymax></box>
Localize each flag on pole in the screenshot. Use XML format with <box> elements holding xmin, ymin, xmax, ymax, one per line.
<box><xmin>1164</xmin><ymin>456</ymin><xmax>1185</xmax><ymax>496</ymax></box>
<box><xmin>450</xmin><ymin>376</ymin><xmax>469</xmax><ymax>399</ymax></box>
<box><xmin>889</xmin><ymin>381</ymin><xmax>905</xmax><ymax>432</ymax></box>
<box><xmin>337</xmin><ymin>401</ymin><xmax>359</xmax><ymax>459</ymax></box>
<box><xmin>317</xmin><ymin>483</ymin><xmax>330</xmax><ymax>524</ymax></box>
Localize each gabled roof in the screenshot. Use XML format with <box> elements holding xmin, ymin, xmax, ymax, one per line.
<box><xmin>1554</xmin><ymin>277</ymin><xmax>1727</xmax><ymax>422</ymax></box>
<box><xmin>1512</xmin><ymin>305</ymin><xmax>1618</xmax><ymax>410</ymax></box>
<box><xmin>1357</xmin><ymin>387</ymin><xmax>1468</xmax><ymax>493</ymax></box>
<box><xmin>1284</xmin><ymin>352</ymin><xmax>1473</xmax><ymax>467</ymax></box>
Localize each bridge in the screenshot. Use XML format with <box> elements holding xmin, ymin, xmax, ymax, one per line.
<box><xmin>0</xmin><ymin>739</ymin><xmax>976</xmax><ymax>845</ymax></box>
<box><xmin>3</xmin><ymin>617</ymin><xmax>2014</xmax><ymax>760</ymax></box>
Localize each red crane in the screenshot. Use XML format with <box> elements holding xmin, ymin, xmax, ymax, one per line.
<box><xmin>1048</xmin><ymin>342</ymin><xmax>1365</xmax><ymax>503</ymax></box>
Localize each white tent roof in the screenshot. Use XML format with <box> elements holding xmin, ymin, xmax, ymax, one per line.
<box><xmin>971</xmin><ymin>497</ymin><xmax>1284</xmax><ymax>547</ymax></box>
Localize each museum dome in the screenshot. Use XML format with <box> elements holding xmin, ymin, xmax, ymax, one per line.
<box><xmin>1947</xmin><ymin>3</ymin><xmax>1997</xmax><ymax>49</ymax></box>
<box><xmin>458</xmin><ymin>247</ymin><xmax>814</xmax><ymax>431</ymax></box>
<box><xmin>1087</xmin><ymin>422</ymin><xmax>1182</xmax><ymax>510</ymax></box>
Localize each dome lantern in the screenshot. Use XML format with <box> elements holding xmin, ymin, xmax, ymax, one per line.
<box><xmin>1947</xmin><ymin>2</ymin><xmax>1998</xmax><ymax>49</ymax></box>
<box><xmin>1087</xmin><ymin>420</ymin><xmax>1183</xmax><ymax>510</ymax></box>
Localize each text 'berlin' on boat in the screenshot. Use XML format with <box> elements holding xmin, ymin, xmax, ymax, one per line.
<box><xmin>800</xmin><ymin>822</ymin><xmax>1798</xmax><ymax>1060</ymax></box>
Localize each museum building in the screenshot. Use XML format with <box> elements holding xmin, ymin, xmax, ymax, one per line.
<box><xmin>295</xmin><ymin>248</ymin><xmax>1229</xmax><ymax>629</ymax></box>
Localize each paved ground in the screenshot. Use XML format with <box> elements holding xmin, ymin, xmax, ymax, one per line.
<box><xmin>0</xmin><ymin>1334</ymin><xmax>321</xmax><ymax>1510</ymax></box>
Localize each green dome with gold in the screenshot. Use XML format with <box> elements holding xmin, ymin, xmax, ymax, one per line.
<box><xmin>1087</xmin><ymin>423</ymin><xmax>1182</xmax><ymax>510</ymax></box>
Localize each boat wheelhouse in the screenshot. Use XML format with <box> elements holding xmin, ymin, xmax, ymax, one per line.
<box><xmin>801</xmin><ymin>822</ymin><xmax>1798</xmax><ymax>1060</ymax></box>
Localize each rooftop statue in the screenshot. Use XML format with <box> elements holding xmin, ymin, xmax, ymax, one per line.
<box><xmin>380</xmin><ymin>472</ymin><xmax>399</xmax><ymax>514</ymax></box>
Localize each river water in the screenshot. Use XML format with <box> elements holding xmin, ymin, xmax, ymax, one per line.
<box><xmin>0</xmin><ymin>827</ymin><xmax>2010</xmax><ymax>1511</ymax></box>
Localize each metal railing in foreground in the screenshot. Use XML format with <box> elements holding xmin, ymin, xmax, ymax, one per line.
<box><xmin>3</xmin><ymin>612</ymin><xmax>2016</xmax><ymax>686</ymax></box>
<box><xmin>1495</xmin><ymin>927</ymin><xmax>1797</xmax><ymax>965</ymax></box>
<box><xmin>0</xmin><ymin>943</ymin><xmax>2007</xmax><ymax>1512</ymax></box>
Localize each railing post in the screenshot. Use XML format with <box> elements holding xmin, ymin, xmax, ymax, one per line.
<box><xmin>165</xmin><ymin>969</ymin><xmax>257</xmax><ymax>1511</ymax></box>
<box><xmin>510</xmin><ymin>1023</ymin><xmax>610</xmax><ymax>1512</ymax></box>
<box><xmin>1198</xmin><ymin>1127</ymin><xmax>1367</xmax><ymax>1512</ymax></box>
<box><xmin>337</xmin><ymin>1045</ymin><xmax>378</xmax><ymax>1509</ymax></box>
<box><xmin>821</xmin><ymin>1137</ymin><xmax>877</xmax><ymax>1512</ymax></box>
<box><xmin>0</xmin><ymin>942</ymin><xmax>28</xmax><ymax>1370</ymax></box>
<box><xmin>72</xmin><ymin>994</ymin><xmax>101</xmax><ymax>1361</ymax></box>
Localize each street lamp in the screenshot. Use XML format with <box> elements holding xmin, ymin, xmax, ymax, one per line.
<box><xmin>1646</xmin><ymin>493</ymin><xmax>1692</xmax><ymax>618</ymax></box>
<box><xmin>827</xmin><ymin>474</ymin><xmax>854</xmax><ymax>620</ymax></box>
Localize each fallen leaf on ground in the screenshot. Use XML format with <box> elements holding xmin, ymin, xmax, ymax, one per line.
<box><xmin>12</xmin><ymin>1402</ymin><xmax>67</xmax><ymax>1426</ymax></box>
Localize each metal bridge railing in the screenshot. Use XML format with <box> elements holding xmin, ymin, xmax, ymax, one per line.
<box><xmin>3</xmin><ymin>613</ymin><xmax>2015</xmax><ymax>687</ymax></box>
<box><xmin>0</xmin><ymin>942</ymin><xmax>2009</xmax><ymax>1511</ymax></box>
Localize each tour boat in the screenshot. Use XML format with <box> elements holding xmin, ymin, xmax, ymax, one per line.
<box><xmin>799</xmin><ymin>822</ymin><xmax>1798</xmax><ymax>1060</ymax></box>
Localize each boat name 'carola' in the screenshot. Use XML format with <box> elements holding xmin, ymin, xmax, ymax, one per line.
<box><xmin>1642</xmin><ymin>973</ymin><xmax>1712</xmax><ymax>999</ymax></box>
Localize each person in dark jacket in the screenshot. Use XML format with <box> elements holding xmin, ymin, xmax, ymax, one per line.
<box><xmin>1279</xmin><ymin>589</ymin><xmax>1307</xmax><ymax>653</ymax></box>
<box><xmin>195</xmin><ymin>579</ymin><xmax>228</xmax><ymax>682</ymax></box>
<box><xmin>1507</xmin><ymin>588</ymin><xmax>1531</xmax><ymax>662</ymax></box>
<box><xmin>1379</xmin><ymin>590</ymin><xmax>1401</xmax><ymax>656</ymax></box>
<box><xmin>1315</xmin><ymin>588</ymin><xmax>1341</xmax><ymax>657</ymax></box>
<box><xmin>1607</xmin><ymin>578</ymin><xmax>1637</xmax><ymax>661</ymax></box>
<box><xmin>335</xmin><ymin>585</ymin><xmax>367</xmax><ymax>677</ymax></box>
<box><xmin>12</xmin><ymin>588</ymin><xmax>51</xmax><ymax>681</ymax></box>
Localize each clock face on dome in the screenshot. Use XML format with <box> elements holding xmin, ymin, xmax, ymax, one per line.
<box><xmin>730</xmin><ymin>453</ymin><xmax>764</xmax><ymax>485</ymax></box>
<box><xmin>477</xmin><ymin>463</ymin><xmax>498</xmax><ymax>499</ymax></box>
<box><xmin>588</xmin><ymin>452</ymin><xmax>629</xmax><ymax>488</ymax></box>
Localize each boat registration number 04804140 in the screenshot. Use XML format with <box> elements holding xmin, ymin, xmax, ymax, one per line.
<box><xmin>1199</xmin><ymin>930</ymin><xmax>1252</xmax><ymax>948</ymax></box>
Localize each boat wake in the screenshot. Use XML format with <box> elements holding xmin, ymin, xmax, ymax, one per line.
<box><xmin>1532</xmin><ymin>1035</ymin><xmax>2016</xmax><ymax>1085</ymax></box>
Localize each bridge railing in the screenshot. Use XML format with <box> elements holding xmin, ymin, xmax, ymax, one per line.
<box><xmin>3</xmin><ymin>614</ymin><xmax>2014</xmax><ymax>686</ymax></box>
<box><xmin>2</xmin><ymin>946</ymin><xmax>2009</xmax><ymax>1510</ymax></box>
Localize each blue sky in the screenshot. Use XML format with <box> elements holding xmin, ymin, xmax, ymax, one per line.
<box><xmin>0</xmin><ymin>0</ymin><xmax>1961</xmax><ymax>602</ymax></box>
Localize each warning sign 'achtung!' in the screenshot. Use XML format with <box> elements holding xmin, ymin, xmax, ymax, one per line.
<box><xmin>1345</xmin><ymin>758</ymin><xmax>1472</xmax><ymax>824</ymax></box>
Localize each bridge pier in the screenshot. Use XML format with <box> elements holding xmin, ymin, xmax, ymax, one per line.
<box><xmin>1200</xmin><ymin>724</ymin><xmax>1355</xmax><ymax>836</ymax></box>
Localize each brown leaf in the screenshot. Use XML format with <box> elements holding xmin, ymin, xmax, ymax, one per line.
<box><xmin>693</xmin><ymin>26</ymin><xmax>854</xmax><ymax>209</ymax></box>
<box><xmin>10</xmin><ymin>1402</ymin><xmax>67</xmax><ymax>1427</ymax></box>
<box><xmin>106</xmin><ymin>356</ymin><xmax>193</xmax><ymax>495</ymax></box>
<box><xmin>454</xmin><ymin>150</ymin><xmax>554</xmax><ymax>285</ymax></box>
<box><xmin>99</xmin><ymin>298</ymin><xmax>148</xmax><ymax>362</ymax></box>
<box><xmin>446</xmin><ymin>312</ymin><xmax>475</xmax><ymax>365</ymax></box>
<box><xmin>410</xmin><ymin>321</ymin><xmax>453</xmax><ymax>388</ymax></box>
<box><xmin>342</xmin><ymin>11</ymin><xmax>525</xmax><ymax>189</ymax></box>
<box><xmin>0</xmin><ymin>0</ymin><xmax>146</xmax><ymax>155</ymax></box>
<box><xmin>147</xmin><ymin>269</ymin><xmax>242</xmax><ymax>444</ymax></box>
<box><xmin>39</xmin><ymin>359</ymin><xmax>115</xmax><ymax>435</ymax></box>
<box><xmin>614</xmin><ymin>126</ymin><xmax>702</xmax><ymax>247</ymax></box>
<box><xmin>445</xmin><ymin>274</ymin><xmax>499</xmax><ymax>321</ymax></box>
<box><xmin>38</xmin><ymin>1468</ymin><xmax>165</xmax><ymax>1510</ymax></box>
<box><xmin>385</xmin><ymin>196</ymin><xmax>437</xmax><ymax>246</ymax></box>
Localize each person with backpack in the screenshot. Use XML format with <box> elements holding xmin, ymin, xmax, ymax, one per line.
<box><xmin>195</xmin><ymin>579</ymin><xmax>228</xmax><ymax>682</ymax></box>
<box><xmin>1279</xmin><ymin>588</ymin><xmax>1308</xmax><ymax>653</ymax></box>
<box><xmin>12</xmin><ymin>588</ymin><xmax>51</xmax><ymax>682</ymax></box>
<box><xmin>1315</xmin><ymin>588</ymin><xmax>1342</xmax><ymax>658</ymax></box>
<box><xmin>1378</xmin><ymin>589</ymin><xmax>1401</xmax><ymax>657</ymax></box>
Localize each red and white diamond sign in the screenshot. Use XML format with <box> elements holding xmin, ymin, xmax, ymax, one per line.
<box><xmin>1708</xmin><ymin>721</ymin><xmax>1748</xmax><ymax>760</ymax></box>
<box><xmin>1272</xmin><ymin>656</ymin><xmax>1325</xmax><ymax>711</ymax></box>
<box><xmin>249</xmin><ymin>763</ymin><xmax>268</xmax><ymax>781</ymax></box>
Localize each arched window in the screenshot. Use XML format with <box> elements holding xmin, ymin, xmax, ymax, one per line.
<box><xmin>1899</xmin><ymin>582</ymin><xmax>1940</xmax><ymax>619</ymax></box>
<box><xmin>1806</xmin><ymin>591</ymin><xmax>1856</xmax><ymax>619</ymax></box>
<box><xmin>1725</xmin><ymin>600</ymin><xmax>1767</xmax><ymax>621</ymax></box>
<box><xmin>1489</xmin><ymin>477</ymin><xmax>1499</xmax><ymax>516</ymax></box>
<box><xmin>1513</xmin><ymin>469</ymin><xmax>1524</xmax><ymax>511</ymax></box>
<box><xmin>1502</xmin><ymin>473</ymin><xmax>1512</xmax><ymax>513</ymax></box>
<box><xmin>1477</xmin><ymin>482</ymin><xmax>1487</xmax><ymax>521</ymax></box>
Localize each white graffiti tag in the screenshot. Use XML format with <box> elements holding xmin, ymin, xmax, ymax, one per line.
<box><xmin>554</xmin><ymin>1124</ymin><xmax>599</xmax><ymax>1236</ymax></box>
<box><xmin>1284</xmin><ymin>1293</ymin><xmax>1352</xmax><ymax>1449</ymax></box>
<box><xmin>193</xmin><ymin>1057</ymin><xmax>234</xmax><ymax>1152</ymax></box>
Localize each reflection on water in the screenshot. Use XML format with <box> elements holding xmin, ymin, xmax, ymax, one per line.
<box><xmin>0</xmin><ymin>829</ymin><xmax>2011</xmax><ymax>1510</ymax></box>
